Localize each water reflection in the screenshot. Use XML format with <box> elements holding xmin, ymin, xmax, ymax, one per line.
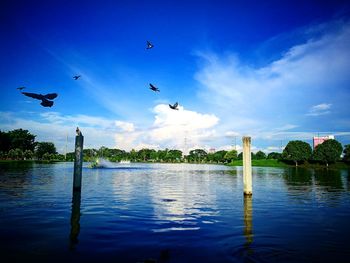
<box><xmin>243</xmin><ymin>195</ymin><xmax>253</xmax><ymax>255</ymax></box>
<box><xmin>69</xmin><ymin>191</ymin><xmax>81</xmax><ymax>250</ymax></box>
<box><xmin>282</xmin><ymin>167</ymin><xmax>348</xmax><ymax>205</ymax></box>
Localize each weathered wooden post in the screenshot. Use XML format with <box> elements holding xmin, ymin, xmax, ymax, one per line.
<box><xmin>73</xmin><ymin>127</ymin><xmax>84</xmax><ymax>192</ymax></box>
<box><xmin>242</xmin><ymin>136</ymin><xmax>252</xmax><ymax>196</ymax></box>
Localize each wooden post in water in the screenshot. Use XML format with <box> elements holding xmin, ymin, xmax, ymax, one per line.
<box><xmin>73</xmin><ymin>128</ymin><xmax>84</xmax><ymax>192</ymax></box>
<box><xmin>242</xmin><ymin>136</ymin><xmax>252</xmax><ymax>196</ymax></box>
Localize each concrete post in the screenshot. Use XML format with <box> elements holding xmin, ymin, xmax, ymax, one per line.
<box><xmin>73</xmin><ymin>132</ymin><xmax>84</xmax><ymax>192</ymax></box>
<box><xmin>242</xmin><ymin>136</ymin><xmax>252</xmax><ymax>196</ymax></box>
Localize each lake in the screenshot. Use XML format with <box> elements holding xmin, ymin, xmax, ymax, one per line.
<box><xmin>0</xmin><ymin>162</ymin><xmax>349</xmax><ymax>262</ymax></box>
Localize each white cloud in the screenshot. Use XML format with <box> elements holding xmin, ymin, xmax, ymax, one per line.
<box><xmin>113</xmin><ymin>104</ymin><xmax>220</xmax><ymax>151</ymax></box>
<box><xmin>0</xmin><ymin>104</ymin><xmax>221</xmax><ymax>153</ymax></box>
<box><xmin>115</xmin><ymin>121</ymin><xmax>135</xmax><ymax>132</ymax></box>
<box><xmin>306</xmin><ymin>103</ymin><xmax>332</xmax><ymax>116</ymax></box>
<box><xmin>194</xmin><ymin>20</ymin><xmax>350</xmax><ymax>138</ymax></box>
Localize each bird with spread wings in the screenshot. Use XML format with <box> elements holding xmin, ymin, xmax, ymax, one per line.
<box><xmin>21</xmin><ymin>92</ymin><xmax>58</xmax><ymax>107</ymax></box>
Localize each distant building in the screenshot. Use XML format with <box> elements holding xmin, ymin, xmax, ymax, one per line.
<box><xmin>209</xmin><ymin>148</ymin><xmax>216</xmax><ymax>153</ymax></box>
<box><xmin>313</xmin><ymin>135</ymin><xmax>335</xmax><ymax>149</ymax></box>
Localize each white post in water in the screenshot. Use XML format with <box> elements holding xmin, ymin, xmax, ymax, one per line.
<box><xmin>242</xmin><ymin>136</ymin><xmax>252</xmax><ymax>196</ymax></box>
<box><xmin>73</xmin><ymin>128</ymin><xmax>84</xmax><ymax>192</ymax></box>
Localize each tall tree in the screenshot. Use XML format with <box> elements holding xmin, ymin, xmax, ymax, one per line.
<box><xmin>313</xmin><ymin>139</ymin><xmax>343</xmax><ymax>167</ymax></box>
<box><xmin>344</xmin><ymin>144</ymin><xmax>350</xmax><ymax>163</ymax></box>
<box><xmin>255</xmin><ymin>151</ymin><xmax>266</xmax><ymax>160</ymax></box>
<box><xmin>35</xmin><ymin>142</ymin><xmax>57</xmax><ymax>159</ymax></box>
<box><xmin>282</xmin><ymin>140</ymin><xmax>312</xmax><ymax>166</ymax></box>
<box><xmin>0</xmin><ymin>130</ymin><xmax>11</xmax><ymax>152</ymax></box>
<box><xmin>267</xmin><ymin>152</ymin><xmax>282</xmax><ymax>159</ymax></box>
<box><xmin>189</xmin><ymin>149</ymin><xmax>207</xmax><ymax>163</ymax></box>
<box><xmin>8</xmin><ymin>129</ymin><xmax>36</xmax><ymax>152</ymax></box>
<box><xmin>224</xmin><ymin>150</ymin><xmax>237</xmax><ymax>163</ymax></box>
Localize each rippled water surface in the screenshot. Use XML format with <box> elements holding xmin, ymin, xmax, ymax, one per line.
<box><xmin>0</xmin><ymin>162</ymin><xmax>349</xmax><ymax>262</ymax></box>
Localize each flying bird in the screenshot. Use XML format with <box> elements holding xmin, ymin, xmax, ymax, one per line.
<box><xmin>149</xmin><ymin>83</ymin><xmax>160</xmax><ymax>92</ymax></box>
<box><xmin>17</xmin><ymin>86</ymin><xmax>26</xmax><ymax>90</ymax></box>
<box><xmin>73</xmin><ymin>75</ymin><xmax>81</xmax><ymax>80</ymax></box>
<box><xmin>146</xmin><ymin>41</ymin><xmax>154</xmax><ymax>49</ymax></box>
<box><xmin>169</xmin><ymin>102</ymin><xmax>179</xmax><ymax>110</ymax></box>
<box><xmin>21</xmin><ymin>92</ymin><xmax>58</xmax><ymax>107</ymax></box>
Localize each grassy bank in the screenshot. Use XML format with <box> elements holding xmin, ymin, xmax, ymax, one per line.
<box><xmin>229</xmin><ymin>159</ymin><xmax>290</xmax><ymax>167</ymax></box>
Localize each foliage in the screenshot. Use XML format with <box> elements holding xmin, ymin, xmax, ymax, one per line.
<box><xmin>343</xmin><ymin>144</ymin><xmax>350</xmax><ymax>163</ymax></box>
<box><xmin>7</xmin><ymin>148</ymin><xmax>23</xmax><ymax>160</ymax></box>
<box><xmin>35</xmin><ymin>142</ymin><xmax>57</xmax><ymax>159</ymax></box>
<box><xmin>313</xmin><ymin>139</ymin><xmax>343</xmax><ymax>166</ymax></box>
<box><xmin>224</xmin><ymin>150</ymin><xmax>237</xmax><ymax>162</ymax></box>
<box><xmin>255</xmin><ymin>151</ymin><xmax>266</xmax><ymax>160</ymax></box>
<box><xmin>267</xmin><ymin>152</ymin><xmax>282</xmax><ymax>159</ymax></box>
<box><xmin>237</xmin><ymin>152</ymin><xmax>243</xmax><ymax>160</ymax></box>
<box><xmin>282</xmin><ymin>140</ymin><xmax>312</xmax><ymax>166</ymax></box>
<box><xmin>23</xmin><ymin>150</ymin><xmax>34</xmax><ymax>160</ymax></box>
<box><xmin>188</xmin><ymin>149</ymin><xmax>207</xmax><ymax>163</ymax></box>
<box><xmin>0</xmin><ymin>129</ymin><xmax>36</xmax><ymax>152</ymax></box>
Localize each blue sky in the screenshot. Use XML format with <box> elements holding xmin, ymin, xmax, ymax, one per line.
<box><xmin>1</xmin><ymin>0</ymin><xmax>350</xmax><ymax>153</ymax></box>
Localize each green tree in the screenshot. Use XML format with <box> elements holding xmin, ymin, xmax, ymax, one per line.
<box><xmin>282</xmin><ymin>140</ymin><xmax>312</xmax><ymax>166</ymax></box>
<box><xmin>23</xmin><ymin>149</ymin><xmax>34</xmax><ymax>160</ymax></box>
<box><xmin>255</xmin><ymin>151</ymin><xmax>266</xmax><ymax>160</ymax></box>
<box><xmin>129</xmin><ymin>149</ymin><xmax>138</xmax><ymax>162</ymax></box>
<box><xmin>157</xmin><ymin>149</ymin><xmax>168</xmax><ymax>162</ymax></box>
<box><xmin>35</xmin><ymin>142</ymin><xmax>57</xmax><ymax>159</ymax></box>
<box><xmin>42</xmin><ymin>152</ymin><xmax>51</xmax><ymax>161</ymax></box>
<box><xmin>313</xmin><ymin>139</ymin><xmax>343</xmax><ymax>167</ymax></box>
<box><xmin>213</xmin><ymin>150</ymin><xmax>228</xmax><ymax>163</ymax></box>
<box><xmin>166</xmin><ymin>150</ymin><xmax>183</xmax><ymax>162</ymax></box>
<box><xmin>224</xmin><ymin>150</ymin><xmax>237</xmax><ymax>163</ymax></box>
<box><xmin>188</xmin><ymin>149</ymin><xmax>207</xmax><ymax>163</ymax></box>
<box><xmin>8</xmin><ymin>129</ymin><xmax>36</xmax><ymax>152</ymax></box>
<box><xmin>267</xmin><ymin>152</ymin><xmax>282</xmax><ymax>159</ymax></box>
<box><xmin>237</xmin><ymin>152</ymin><xmax>243</xmax><ymax>160</ymax></box>
<box><xmin>344</xmin><ymin>144</ymin><xmax>350</xmax><ymax>163</ymax></box>
<box><xmin>7</xmin><ymin>149</ymin><xmax>17</xmax><ymax>160</ymax></box>
<box><xmin>0</xmin><ymin>130</ymin><xmax>11</xmax><ymax>152</ymax></box>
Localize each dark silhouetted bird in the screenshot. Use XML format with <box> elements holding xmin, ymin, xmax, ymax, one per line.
<box><xmin>17</xmin><ymin>86</ymin><xmax>26</xmax><ymax>90</ymax></box>
<box><xmin>73</xmin><ymin>75</ymin><xmax>81</xmax><ymax>80</ymax></box>
<box><xmin>149</xmin><ymin>83</ymin><xmax>160</xmax><ymax>92</ymax></box>
<box><xmin>146</xmin><ymin>41</ymin><xmax>154</xmax><ymax>49</ymax></box>
<box><xmin>169</xmin><ymin>102</ymin><xmax>179</xmax><ymax>110</ymax></box>
<box><xmin>21</xmin><ymin>92</ymin><xmax>58</xmax><ymax>107</ymax></box>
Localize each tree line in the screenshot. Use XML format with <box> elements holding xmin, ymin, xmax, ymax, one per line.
<box><xmin>0</xmin><ymin>129</ymin><xmax>62</xmax><ymax>161</ymax></box>
<box><xmin>65</xmin><ymin>147</ymin><xmax>239</xmax><ymax>164</ymax></box>
<box><xmin>1</xmin><ymin>129</ymin><xmax>350</xmax><ymax>165</ymax></box>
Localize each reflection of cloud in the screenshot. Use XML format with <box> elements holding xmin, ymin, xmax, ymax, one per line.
<box><xmin>306</xmin><ymin>103</ymin><xmax>332</xmax><ymax>116</ymax></box>
<box><xmin>147</xmin><ymin>164</ymin><xmax>220</xmax><ymax>230</ymax></box>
